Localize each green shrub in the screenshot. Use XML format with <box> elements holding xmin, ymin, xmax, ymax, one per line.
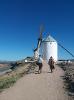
<box><xmin>0</xmin><ymin>76</ymin><xmax>18</xmax><ymax>90</ymax></box>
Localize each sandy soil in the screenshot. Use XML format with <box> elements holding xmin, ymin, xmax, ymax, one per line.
<box><xmin>0</xmin><ymin>61</ymin><xmax>68</xmax><ymax>100</ymax></box>
<box><xmin>0</xmin><ymin>64</ymin><xmax>8</xmax><ymax>67</ymax></box>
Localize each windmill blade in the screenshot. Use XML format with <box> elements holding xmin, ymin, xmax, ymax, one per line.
<box><xmin>36</xmin><ymin>25</ymin><xmax>44</xmax><ymax>49</ymax></box>
<box><xmin>58</xmin><ymin>43</ymin><xmax>74</xmax><ymax>58</ymax></box>
<box><xmin>40</xmin><ymin>24</ymin><xmax>44</xmax><ymax>39</ymax></box>
<box><xmin>40</xmin><ymin>24</ymin><xmax>44</xmax><ymax>33</ymax></box>
<box><xmin>32</xmin><ymin>44</ymin><xmax>35</xmax><ymax>52</ymax></box>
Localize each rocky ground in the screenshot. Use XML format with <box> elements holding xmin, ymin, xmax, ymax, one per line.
<box><xmin>58</xmin><ymin>62</ymin><xmax>74</xmax><ymax>100</ymax></box>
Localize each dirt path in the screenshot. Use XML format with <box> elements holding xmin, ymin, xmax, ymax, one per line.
<box><xmin>0</xmin><ymin>61</ymin><xmax>68</xmax><ymax>100</ymax></box>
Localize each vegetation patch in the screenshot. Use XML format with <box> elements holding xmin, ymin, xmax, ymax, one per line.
<box><xmin>0</xmin><ymin>63</ymin><xmax>32</xmax><ymax>92</ymax></box>
<box><xmin>0</xmin><ymin>76</ymin><xmax>18</xmax><ymax>92</ymax></box>
<box><xmin>59</xmin><ymin>63</ymin><xmax>74</xmax><ymax>100</ymax></box>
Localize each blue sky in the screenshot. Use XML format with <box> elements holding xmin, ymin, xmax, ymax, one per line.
<box><xmin>0</xmin><ymin>0</ymin><xmax>74</xmax><ymax>61</ymax></box>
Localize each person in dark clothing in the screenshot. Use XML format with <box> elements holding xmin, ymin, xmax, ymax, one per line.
<box><xmin>48</xmin><ymin>56</ymin><xmax>55</xmax><ymax>73</ymax></box>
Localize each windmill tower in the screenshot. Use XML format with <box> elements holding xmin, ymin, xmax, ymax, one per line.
<box><xmin>34</xmin><ymin>26</ymin><xmax>58</xmax><ymax>61</ymax></box>
<box><xmin>40</xmin><ymin>35</ymin><xmax>58</xmax><ymax>62</ymax></box>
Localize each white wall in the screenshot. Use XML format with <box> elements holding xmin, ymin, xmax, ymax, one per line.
<box><xmin>40</xmin><ymin>41</ymin><xmax>58</xmax><ymax>62</ymax></box>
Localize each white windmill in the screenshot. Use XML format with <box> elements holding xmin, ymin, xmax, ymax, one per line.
<box><xmin>40</xmin><ymin>35</ymin><xmax>58</xmax><ymax>62</ymax></box>
<box><xmin>34</xmin><ymin>26</ymin><xmax>58</xmax><ymax>62</ymax></box>
<box><xmin>33</xmin><ymin>27</ymin><xmax>74</xmax><ymax>61</ymax></box>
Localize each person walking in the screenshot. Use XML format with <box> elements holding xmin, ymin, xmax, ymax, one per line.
<box><xmin>48</xmin><ymin>56</ymin><xmax>55</xmax><ymax>73</ymax></box>
<box><xmin>37</xmin><ymin>55</ymin><xmax>43</xmax><ymax>74</ymax></box>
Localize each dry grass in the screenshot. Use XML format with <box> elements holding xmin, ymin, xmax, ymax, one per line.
<box><xmin>58</xmin><ymin>62</ymin><xmax>74</xmax><ymax>100</ymax></box>
<box><xmin>0</xmin><ymin>63</ymin><xmax>31</xmax><ymax>92</ymax></box>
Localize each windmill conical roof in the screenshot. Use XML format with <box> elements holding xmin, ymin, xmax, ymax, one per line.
<box><xmin>42</xmin><ymin>35</ymin><xmax>56</xmax><ymax>42</ymax></box>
